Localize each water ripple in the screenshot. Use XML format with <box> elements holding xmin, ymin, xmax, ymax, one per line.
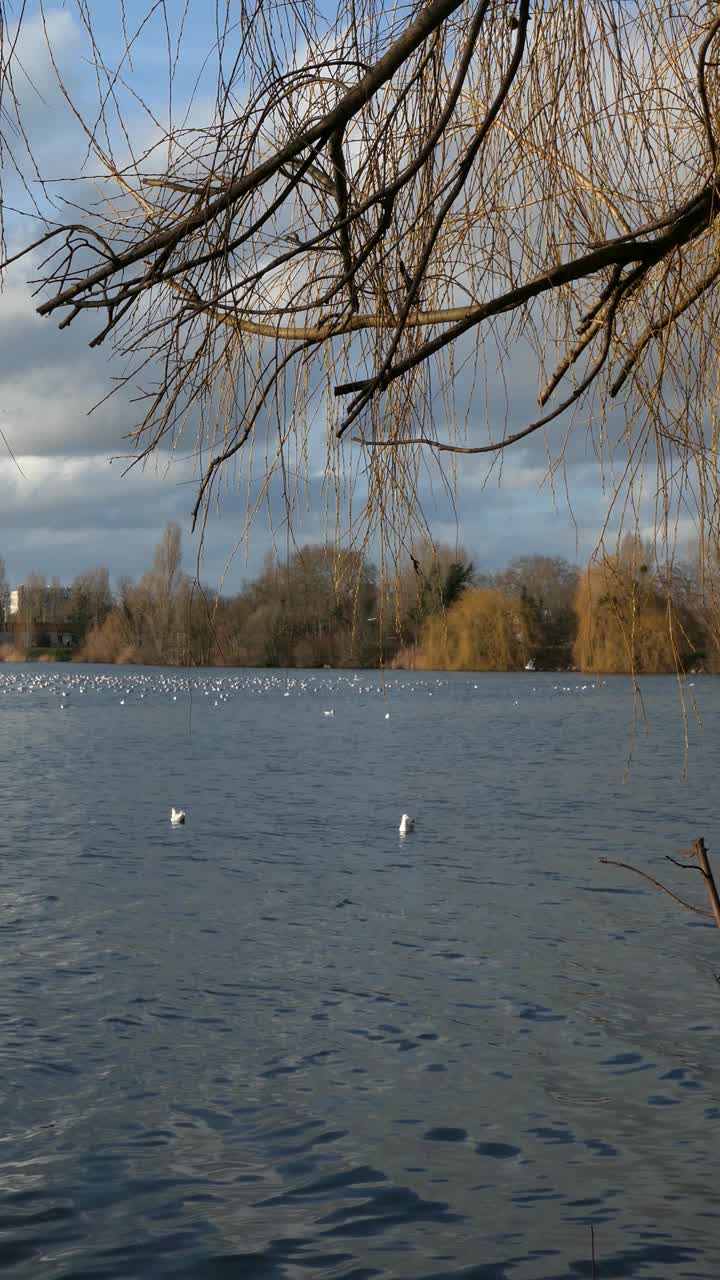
<box><xmin>1</xmin><ymin>666</ymin><xmax>720</xmax><ymax>1277</ymax></box>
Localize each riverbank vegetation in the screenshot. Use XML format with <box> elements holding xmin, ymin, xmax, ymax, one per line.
<box><xmin>3</xmin><ymin>527</ymin><xmax>719</xmax><ymax>673</ymax></box>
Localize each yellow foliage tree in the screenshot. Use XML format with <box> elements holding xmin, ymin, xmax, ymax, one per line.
<box><xmin>76</xmin><ymin>609</ymin><xmax>138</xmax><ymax>665</ymax></box>
<box><xmin>417</xmin><ymin>589</ymin><xmax>534</xmax><ymax>671</ymax></box>
<box><xmin>574</xmin><ymin>555</ymin><xmax>690</xmax><ymax>673</ymax></box>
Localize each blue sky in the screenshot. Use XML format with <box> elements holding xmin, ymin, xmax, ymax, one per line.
<box><xmin>0</xmin><ymin>2</ymin><xmax>664</xmax><ymax>595</ymax></box>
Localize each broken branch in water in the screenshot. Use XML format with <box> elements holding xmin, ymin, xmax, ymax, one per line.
<box><xmin>601</xmin><ymin>837</ymin><xmax>720</xmax><ymax>925</ymax></box>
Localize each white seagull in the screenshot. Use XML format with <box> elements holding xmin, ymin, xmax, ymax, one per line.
<box><xmin>170</xmin><ymin>808</ymin><xmax>186</xmax><ymax>825</ymax></box>
<box><xmin>399</xmin><ymin>813</ymin><xmax>414</xmax><ymax>834</ymax></box>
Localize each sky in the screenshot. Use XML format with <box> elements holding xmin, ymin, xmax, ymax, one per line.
<box><xmin>0</xmin><ymin>3</ymin><xmax>679</xmax><ymax>596</ymax></box>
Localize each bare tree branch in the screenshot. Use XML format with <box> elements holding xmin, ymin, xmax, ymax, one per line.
<box><xmin>2</xmin><ymin>2</ymin><xmax>720</xmax><ymax>571</ymax></box>
<box><xmin>599</xmin><ymin>858</ymin><xmax>713</xmax><ymax>919</ymax></box>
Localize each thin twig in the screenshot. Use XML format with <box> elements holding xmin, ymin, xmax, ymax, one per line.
<box><xmin>599</xmin><ymin>858</ymin><xmax>713</xmax><ymax>917</ymax></box>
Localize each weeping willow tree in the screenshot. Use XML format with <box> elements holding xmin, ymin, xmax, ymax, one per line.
<box><xmin>2</xmin><ymin>2</ymin><xmax>720</xmax><ymax>600</ymax></box>
<box><xmin>575</xmin><ymin>556</ymin><xmax>684</xmax><ymax>675</ymax></box>
<box><xmin>418</xmin><ymin>588</ymin><xmax>536</xmax><ymax>670</ymax></box>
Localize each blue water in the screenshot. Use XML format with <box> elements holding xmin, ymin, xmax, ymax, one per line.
<box><xmin>1</xmin><ymin>665</ymin><xmax>719</xmax><ymax>1278</ymax></box>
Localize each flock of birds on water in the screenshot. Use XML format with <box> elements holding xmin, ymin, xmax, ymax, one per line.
<box><xmin>1</xmin><ymin>666</ymin><xmax>609</xmax><ymax>834</ymax></box>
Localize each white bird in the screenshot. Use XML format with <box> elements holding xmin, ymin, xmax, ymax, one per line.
<box><xmin>399</xmin><ymin>813</ymin><xmax>414</xmax><ymax>834</ymax></box>
<box><xmin>170</xmin><ymin>808</ymin><xmax>186</xmax><ymax>825</ymax></box>
<box><xmin>323</xmin><ymin>709</ymin><xmax>335</xmax><ymax>717</ymax></box>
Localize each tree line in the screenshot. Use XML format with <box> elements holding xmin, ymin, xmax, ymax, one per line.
<box><xmin>2</xmin><ymin>526</ymin><xmax>720</xmax><ymax>673</ymax></box>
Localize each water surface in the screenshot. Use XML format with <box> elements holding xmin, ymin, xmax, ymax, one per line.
<box><xmin>1</xmin><ymin>666</ymin><xmax>719</xmax><ymax>1278</ymax></box>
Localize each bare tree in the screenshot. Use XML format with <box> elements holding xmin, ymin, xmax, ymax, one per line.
<box><xmin>47</xmin><ymin>575</ymin><xmax>66</xmax><ymax>620</ymax></box>
<box><xmin>103</xmin><ymin>530</ymin><xmax>186</xmax><ymax>665</ymax></box>
<box><xmin>3</xmin><ymin>4</ymin><xmax>720</xmax><ymax>582</ymax></box>
<box><xmin>21</xmin><ymin>573</ymin><xmax>46</xmax><ymax>619</ymax></box>
<box><xmin>69</xmin><ymin>567</ymin><xmax>113</xmax><ymax>634</ymax></box>
<box><xmin>153</xmin><ymin>524</ymin><xmax>183</xmax><ymax>605</ymax></box>
<box><xmin>14</xmin><ymin>573</ymin><xmax>46</xmax><ymax>649</ymax></box>
<box><xmin>390</xmin><ymin>541</ymin><xmax>476</xmax><ymax>644</ymax></box>
<box><xmin>140</xmin><ymin>523</ymin><xmax>185</xmax><ymax>662</ymax></box>
<box><xmin>0</xmin><ymin>556</ymin><xmax>8</xmax><ymax>625</ymax></box>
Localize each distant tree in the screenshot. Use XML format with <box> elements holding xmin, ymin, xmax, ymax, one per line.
<box><xmin>242</xmin><ymin>545</ymin><xmax>378</xmax><ymax>667</ymax></box>
<box><xmin>46</xmin><ymin>576</ymin><xmax>69</xmax><ymax>622</ymax></box>
<box><xmin>495</xmin><ymin>556</ymin><xmax>578</xmax><ymax>615</ymax></box>
<box><xmin>574</xmin><ymin>544</ymin><xmax>699</xmax><ymax>673</ymax></box>
<box><xmin>177</xmin><ymin>578</ymin><xmax>218</xmax><ymax>667</ymax></box>
<box><xmin>394</xmin><ymin>542</ymin><xmax>476</xmax><ymax>640</ymax></box>
<box><xmin>21</xmin><ymin>574</ymin><xmax>46</xmax><ymax>619</ymax></box>
<box><xmin>664</xmin><ymin>544</ymin><xmax>720</xmax><ymax>672</ymax></box>
<box><xmin>69</xmin><ymin>568</ymin><xmax>113</xmax><ymax>636</ymax></box>
<box><xmin>112</xmin><ymin>576</ymin><xmax>140</xmax><ymax>654</ymax></box>
<box><xmin>79</xmin><ymin>534</ymin><xmax>219</xmax><ymax>665</ymax></box>
<box><xmin>418</xmin><ymin>587</ymin><xmax>536</xmax><ymax>670</ymax></box>
<box><xmin>78</xmin><ymin>609</ymin><xmax>135</xmax><ymax>664</ymax></box>
<box><xmin>131</xmin><ymin>523</ymin><xmax>187</xmax><ymax>663</ymax></box>
<box><xmin>211</xmin><ymin>593</ymin><xmax>255</xmax><ymax>666</ymax></box>
<box><xmin>0</xmin><ymin>557</ymin><xmax>8</xmax><ymax>625</ymax></box>
<box><xmin>14</xmin><ymin>573</ymin><xmax>46</xmax><ymax>649</ymax></box>
<box><xmin>494</xmin><ymin>556</ymin><xmax>579</xmax><ymax>668</ymax></box>
<box><xmin>154</xmin><ymin>524</ymin><xmax>183</xmax><ymax>599</ymax></box>
<box><xmin>443</xmin><ymin>560</ymin><xmax>476</xmax><ymax>609</ymax></box>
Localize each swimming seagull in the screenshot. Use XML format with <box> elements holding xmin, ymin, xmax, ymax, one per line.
<box><xmin>399</xmin><ymin>813</ymin><xmax>414</xmax><ymax>834</ymax></box>
<box><xmin>170</xmin><ymin>808</ymin><xmax>186</xmax><ymax>825</ymax></box>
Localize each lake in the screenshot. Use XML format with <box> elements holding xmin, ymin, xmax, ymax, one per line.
<box><xmin>1</xmin><ymin>664</ymin><xmax>719</xmax><ymax>1279</ymax></box>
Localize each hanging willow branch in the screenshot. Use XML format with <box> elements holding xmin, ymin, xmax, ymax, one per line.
<box><xmin>2</xmin><ymin>2</ymin><xmax>720</xmax><ymax>552</ymax></box>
